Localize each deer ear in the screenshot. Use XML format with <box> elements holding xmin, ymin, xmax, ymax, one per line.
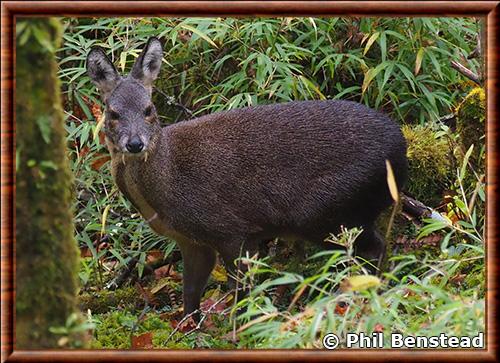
<box><xmin>130</xmin><ymin>37</ymin><xmax>163</xmax><ymax>89</ymax></box>
<box><xmin>87</xmin><ymin>47</ymin><xmax>120</xmax><ymax>100</ymax></box>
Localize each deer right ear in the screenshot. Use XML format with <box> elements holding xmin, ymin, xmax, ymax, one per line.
<box><xmin>130</xmin><ymin>37</ymin><xmax>163</xmax><ymax>90</ymax></box>
<box><xmin>86</xmin><ymin>47</ymin><xmax>120</xmax><ymax>100</ymax></box>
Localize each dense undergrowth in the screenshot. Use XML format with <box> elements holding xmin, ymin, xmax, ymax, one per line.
<box><xmin>55</xmin><ymin>17</ymin><xmax>485</xmax><ymax>349</ymax></box>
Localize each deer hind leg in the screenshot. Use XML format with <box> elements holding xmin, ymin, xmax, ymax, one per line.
<box><xmin>177</xmin><ymin>240</ymin><xmax>216</xmax><ymax>318</ymax></box>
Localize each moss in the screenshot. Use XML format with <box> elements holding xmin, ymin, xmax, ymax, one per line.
<box><xmin>455</xmin><ymin>87</ymin><xmax>485</xmax><ymax>171</ymax></box>
<box><xmin>90</xmin><ymin>310</ymin><xmax>237</xmax><ymax>349</ymax></box>
<box><xmin>402</xmin><ymin>125</ymin><xmax>453</xmax><ymax>206</ymax></box>
<box><xmin>79</xmin><ymin>287</ymin><xmax>144</xmax><ymax>314</ymax></box>
<box><xmin>15</xmin><ymin>18</ymin><xmax>80</xmax><ymax>348</ymax></box>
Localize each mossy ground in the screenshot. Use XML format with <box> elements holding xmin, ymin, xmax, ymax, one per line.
<box><xmin>402</xmin><ymin>125</ymin><xmax>454</xmax><ymax>207</ymax></box>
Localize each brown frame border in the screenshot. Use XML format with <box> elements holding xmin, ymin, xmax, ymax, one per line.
<box><xmin>1</xmin><ymin>1</ymin><xmax>498</xmax><ymax>362</ymax></box>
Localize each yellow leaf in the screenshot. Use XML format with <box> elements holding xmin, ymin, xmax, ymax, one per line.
<box><xmin>341</xmin><ymin>275</ymin><xmax>381</xmax><ymax>292</ymax></box>
<box><xmin>93</xmin><ymin>113</ymin><xmax>105</xmax><ymax>141</ymax></box>
<box><xmin>119</xmin><ymin>51</ymin><xmax>128</xmax><ymax>73</ymax></box>
<box><xmin>211</xmin><ymin>264</ymin><xmax>228</xmax><ymax>282</ymax></box>
<box><xmin>362</xmin><ymin>68</ymin><xmax>375</xmax><ymax>94</ymax></box>
<box><xmin>100</xmin><ymin>204</ymin><xmax>111</xmax><ymax>237</ymax></box>
<box><xmin>415</xmin><ymin>47</ymin><xmax>425</xmax><ymax>75</ymax></box>
<box><xmin>385</xmin><ymin>159</ymin><xmax>399</xmax><ymax>202</ymax></box>
<box><xmin>363</xmin><ymin>32</ymin><xmax>380</xmax><ymax>56</ymax></box>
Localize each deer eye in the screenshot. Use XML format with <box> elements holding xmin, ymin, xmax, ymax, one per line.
<box><xmin>144</xmin><ymin>105</ymin><xmax>153</xmax><ymax>117</ymax></box>
<box><xmin>108</xmin><ymin>110</ymin><xmax>120</xmax><ymax>120</ymax></box>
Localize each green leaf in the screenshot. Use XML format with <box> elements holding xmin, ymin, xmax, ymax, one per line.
<box><xmin>460</xmin><ymin>145</ymin><xmax>474</xmax><ymax>182</ymax></box>
<box><xmin>396</xmin><ymin>64</ymin><xmax>416</xmax><ymax>92</ymax></box>
<box><xmin>426</xmin><ymin>48</ymin><xmax>443</xmax><ymax>80</ymax></box>
<box><xmin>379</xmin><ymin>31</ymin><xmax>387</xmax><ymax>62</ymax></box>
<box><xmin>298</xmin><ymin>76</ymin><xmax>326</xmax><ymax>100</ymax></box>
<box><xmin>381</xmin><ymin>62</ymin><xmax>395</xmax><ymax>91</ymax></box>
<box><xmin>362</xmin><ymin>62</ymin><xmax>389</xmax><ymax>94</ymax></box>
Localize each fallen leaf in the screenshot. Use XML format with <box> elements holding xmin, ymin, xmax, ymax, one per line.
<box><xmin>200</xmin><ymin>297</ymin><xmax>227</xmax><ymax>313</ymax></box>
<box><xmin>146</xmin><ymin>250</ymin><xmax>164</xmax><ymax>263</ymax></box>
<box><xmin>211</xmin><ymin>264</ymin><xmax>228</xmax><ymax>282</ymax></box>
<box><xmin>154</xmin><ymin>264</ymin><xmax>180</xmax><ymax>281</ymax></box>
<box><xmin>450</xmin><ymin>274</ymin><xmax>466</xmax><ymax>286</ymax></box>
<box><xmin>91</xmin><ymin>155</ymin><xmax>111</xmax><ymax>171</ymax></box>
<box><xmin>171</xmin><ymin>316</ymin><xmax>197</xmax><ymax>333</ymax></box>
<box><xmin>80</xmin><ymin>247</ymin><xmax>92</xmax><ymax>258</ymax></box>
<box><xmin>131</xmin><ymin>332</ymin><xmax>153</xmax><ymax>349</ymax></box>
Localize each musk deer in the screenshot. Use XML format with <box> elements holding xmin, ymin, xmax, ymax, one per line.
<box><xmin>86</xmin><ymin>37</ymin><xmax>408</xmax><ymax>317</ymax></box>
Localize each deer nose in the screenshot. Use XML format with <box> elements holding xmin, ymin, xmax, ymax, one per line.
<box><xmin>126</xmin><ymin>138</ymin><xmax>144</xmax><ymax>153</ymax></box>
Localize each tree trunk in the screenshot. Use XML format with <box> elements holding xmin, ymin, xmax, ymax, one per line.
<box><xmin>15</xmin><ymin>18</ymin><xmax>79</xmax><ymax>348</ymax></box>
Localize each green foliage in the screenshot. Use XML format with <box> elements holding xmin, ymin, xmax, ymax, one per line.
<box><xmin>91</xmin><ymin>310</ymin><xmax>236</xmax><ymax>349</ymax></box>
<box><xmin>59</xmin><ymin>17</ymin><xmax>480</xmax><ymax>123</ymax></box>
<box><xmin>418</xmin><ymin>145</ymin><xmax>485</xmax><ymax>255</ymax></box>
<box><xmin>235</xmin><ymin>227</ymin><xmax>484</xmax><ymax>348</ymax></box>
<box><xmin>402</xmin><ymin>125</ymin><xmax>453</xmax><ymax>206</ymax></box>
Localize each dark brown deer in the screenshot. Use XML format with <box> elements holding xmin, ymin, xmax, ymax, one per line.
<box><xmin>86</xmin><ymin>37</ymin><xmax>408</xmax><ymax>317</ymax></box>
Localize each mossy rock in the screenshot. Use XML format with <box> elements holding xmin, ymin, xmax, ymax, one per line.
<box><xmin>79</xmin><ymin>287</ymin><xmax>144</xmax><ymax>314</ymax></box>
<box><xmin>402</xmin><ymin>125</ymin><xmax>454</xmax><ymax>207</ymax></box>
<box><xmin>455</xmin><ymin>87</ymin><xmax>485</xmax><ymax>171</ymax></box>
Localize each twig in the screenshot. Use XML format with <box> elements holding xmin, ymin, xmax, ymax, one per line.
<box><xmin>164</xmin><ymin>290</ymin><xmax>233</xmax><ymax>345</ymax></box>
<box><xmin>153</xmin><ymin>87</ymin><xmax>194</xmax><ymax>120</ymax></box>
<box><xmin>105</xmin><ymin>257</ymin><xmax>139</xmax><ymax>290</ymax></box>
<box><xmin>401</xmin><ymin>193</ymin><xmax>433</xmax><ymax>220</ymax></box>
<box><xmin>467</xmin><ymin>31</ymin><xmax>482</xmax><ymax>60</ymax></box>
<box><xmin>450</xmin><ymin>60</ymin><xmax>482</xmax><ymax>86</ymax></box>
<box><xmin>438</xmin><ymin>113</ymin><xmax>456</xmax><ymax>126</ymax></box>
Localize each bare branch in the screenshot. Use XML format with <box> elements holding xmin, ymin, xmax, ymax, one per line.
<box><xmin>451</xmin><ymin>60</ymin><xmax>482</xmax><ymax>86</ymax></box>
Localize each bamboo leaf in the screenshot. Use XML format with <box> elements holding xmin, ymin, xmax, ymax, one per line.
<box><xmin>385</xmin><ymin>159</ymin><xmax>399</xmax><ymax>202</ymax></box>
<box><xmin>364</xmin><ymin>32</ymin><xmax>380</xmax><ymax>56</ymax></box>
<box><xmin>415</xmin><ymin>47</ymin><xmax>425</xmax><ymax>75</ymax></box>
<box><xmin>179</xmin><ymin>24</ymin><xmax>219</xmax><ymax>48</ymax></box>
<box><xmin>100</xmin><ymin>204</ymin><xmax>111</xmax><ymax>237</ymax></box>
<box><xmin>341</xmin><ymin>275</ymin><xmax>381</xmax><ymax>292</ymax></box>
<box><xmin>93</xmin><ymin>113</ymin><xmax>105</xmax><ymax>142</ymax></box>
<box><xmin>362</xmin><ymin>62</ymin><xmax>389</xmax><ymax>94</ymax></box>
<box><xmin>119</xmin><ymin>51</ymin><xmax>127</xmax><ymax>72</ymax></box>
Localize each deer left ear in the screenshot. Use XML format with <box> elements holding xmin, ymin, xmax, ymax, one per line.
<box><xmin>86</xmin><ymin>46</ymin><xmax>120</xmax><ymax>100</ymax></box>
<box><xmin>130</xmin><ymin>37</ymin><xmax>163</xmax><ymax>90</ymax></box>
